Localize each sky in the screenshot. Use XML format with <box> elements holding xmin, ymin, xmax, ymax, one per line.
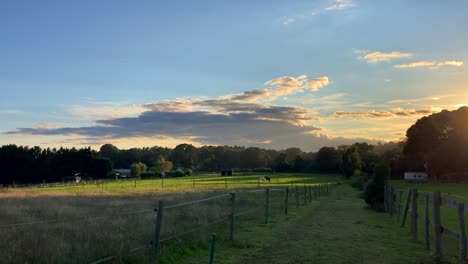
<box><xmin>1</xmin><ymin>0</ymin><xmax>467</xmax><ymax>151</ymax></box>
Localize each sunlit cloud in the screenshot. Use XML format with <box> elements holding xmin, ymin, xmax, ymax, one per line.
<box><xmin>358</xmin><ymin>51</ymin><xmax>412</xmax><ymax>63</ymax></box>
<box><xmin>331</xmin><ymin>108</ymin><xmax>435</xmax><ymax>119</ymax></box>
<box><xmin>394</xmin><ymin>60</ymin><xmax>464</xmax><ymax>69</ymax></box>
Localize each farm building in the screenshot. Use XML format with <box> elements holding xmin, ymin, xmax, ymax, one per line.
<box><xmin>114</xmin><ymin>169</ymin><xmax>131</xmax><ymax>178</ymax></box>
<box><xmin>404</xmin><ymin>172</ymin><xmax>428</xmax><ymax>182</ymax></box>
<box><xmin>220</xmin><ymin>169</ymin><xmax>233</xmax><ymax>176</ymax></box>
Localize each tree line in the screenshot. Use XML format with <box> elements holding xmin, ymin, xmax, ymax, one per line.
<box><xmin>1</xmin><ymin>107</ymin><xmax>466</xmax><ymax>185</ymax></box>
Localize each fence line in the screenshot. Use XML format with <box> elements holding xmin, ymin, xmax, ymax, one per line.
<box><xmin>86</xmin><ymin>182</ymin><xmax>337</xmax><ymax>264</ymax></box>
<box><xmin>164</xmin><ymin>193</ymin><xmax>230</xmax><ymax>209</ymax></box>
<box><xmin>386</xmin><ymin>185</ymin><xmax>468</xmax><ymax>263</ymax></box>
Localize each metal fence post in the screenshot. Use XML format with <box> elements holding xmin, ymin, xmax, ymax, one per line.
<box><xmin>400</xmin><ymin>190</ymin><xmax>412</xmax><ymax>227</ymax></box>
<box><xmin>151</xmin><ymin>201</ymin><xmax>164</xmax><ymax>264</ymax></box>
<box><xmin>229</xmin><ymin>192</ymin><xmax>236</xmax><ymax>241</ymax></box>
<box><xmin>209</xmin><ymin>233</ymin><xmax>217</xmax><ymax>264</ymax></box>
<box><xmin>265</xmin><ymin>189</ymin><xmax>270</xmax><ymax>224</ymax></box>
<box><xmin>284</xmin><ymin>187</ymin><xmax>289</xmax><ymax>215</ymax></box>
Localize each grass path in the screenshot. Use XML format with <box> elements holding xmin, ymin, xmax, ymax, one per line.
<box><xmin>226</xmin><ymin>185</ymin><xmax>428</xmax><ymax>264</ymax></box>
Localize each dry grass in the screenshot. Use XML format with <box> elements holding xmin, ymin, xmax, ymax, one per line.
<box><xmin>0</xmin><ymin>190</ymin><xmax>238</xmax><ymax>263</ymax></box>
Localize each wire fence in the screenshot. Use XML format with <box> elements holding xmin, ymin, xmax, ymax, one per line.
<box><xmin>0</xmin><ymin>182</ymin><xmax>336</xmax><ymax>263</ymax></box>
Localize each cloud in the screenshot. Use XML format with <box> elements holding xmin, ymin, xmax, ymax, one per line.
<box><xmin>280</xmin><ymin>16</ymin><xmax>297</xmax><ymax>25</ymax></box>
<box><xmin>358</xmin><ymin>51</ymin><xmax>412</xmax><ymax>63</ymax></box>
<box><xmin>332</xmin><ymin>109</ymin><xmax>436</xmax><ymax>119</ymax></box>
<box><xmin>394</xmin><ymin>60</ymin><xmax>464</xmax><ymax>69</ymax></box>
<box><xmin>325</xmin><ymin>0</ymin><xmax>355</xmax><ymax>10</ymax></box>
<box><xmin>0</xmin><ymin>109</ymin><xmax>20</xmax><ymax>115</ymax></box>
<box><xmin>228</xmin><ymin>75</ymin><xmax>329</xmax><ymax>102</ymax></box>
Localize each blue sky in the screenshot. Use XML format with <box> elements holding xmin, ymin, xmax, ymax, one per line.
<box><xmin>1</xmin><ymin>0</ymin><xmax>467</xmax><ymax>151</ymax></box>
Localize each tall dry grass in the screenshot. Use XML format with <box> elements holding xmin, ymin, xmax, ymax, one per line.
<box><xmin>0</xmin><ymin>188</ymin><xmax>268</xmax><ymax>263</ymax></box>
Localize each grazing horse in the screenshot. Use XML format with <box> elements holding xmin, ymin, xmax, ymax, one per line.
<box><xmin>259</xmin><ymin>176</ymin><xmax>271</xmax><ymax>182</ymax></box>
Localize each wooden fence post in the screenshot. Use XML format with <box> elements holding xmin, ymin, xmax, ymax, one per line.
<box><xmin>309</xmin><ymin>186</ymin><xmax>312</xmax><ymax>203</ymax></box>
<box><xmin>390</xmin><ymin>187</ymin><xmax>394</xmax><ymax>217</ymax></box>
<box><xmin>315</xmin><ymin>186</ymin><xmax>318</xmax><ymax>200</ymax></box>
<box><xmin>225</xmin><ymin>178</ymin><xmax>227</xmax><ymax>189</ymax></box>
<box><xmin>151</xmin><ymin>201</ymin><xmax>164</xmax><ymax>264</ymax></box>
<box><xmin>264</xmin><ymin>189</ymin><xmax>270</xmax><ymax>224</ymax></box>
<box><xmin>284</xmin><ymin>187</ymin><xmax>289</xmax><ymax>215</ymax></box>
<box><xmin>296</xmin><ymin>186</ymin><xmax>299</xmax><ymax>208</ymax></box>
<box><xmin>400</xmin><ymin>190</ymin><xmax>412</xmax><ymax>227</ymax></box>
<box><xmin>458</xmin><ymin>202</ymin><xmax>466</xmax><ymax>263</ymax></box>
<box><xmin>433</xmin><ymin>191</ymin><xmax>442</xmax><ymax>258</ymax></box>
<box><xmin>384</xmin><ymin>185</ymin><xmax>388</xmax><ymax>212</ymax></box>
<box><xmin>411</xmin><ymin>189</ymin><xmax>418</xmax><ymax>240</ymax></box>
<box><xmin>398</xmin><ymin>190</ymin><xmax>403</xmax><ymax>221</ymax></box>
<box><xmin>303</xmin><ymin>186</ymin><xmax>307</xmax><ymax>205</ymax></box>
<box><xmin>425</xmin><ymin>194</ymin><xmax>430</xmax><ymax>250</ymax></box>
<box><xmin>229</xmin><ymin>192</ymin><xmax>236</xmax><ymax>241</ymax></box>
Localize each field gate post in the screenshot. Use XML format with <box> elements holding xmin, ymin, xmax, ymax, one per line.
<box><xmin>264</xmin><ymin>188</ymin><xmax>270</xmax><ymax>224</ymax></box>
<box><xmin>151</xmin><ymin>201</ymin><xmax>164</xmax><ymax>264</ymax></box>
<box><xmin>433</xmin><ymin>191</ymin><xmax>442</xmax><ymax>258</ymax></box>
<box><xmin>400</xmin><ymin>190</ymin><xmax>412</xmax><ymax>227</ymax></box>
<box><xmin>284</xmin><ymin>187</ymin><xmax>289</xmax><ymax>215</ymax></box>
<box><xmin>425</xmin><ymin>194</ymin><xmax>430</xmax><ymax>250</ymax></box>
<box><xmin>229</xmin><ymin>192</ymin><xmax>236</xmax><ymax>241</ymax></box>
<box><xmin>209</xmin><ymin>233</ymin><xmax>217</xmax><ymax>264</ymax></box>
<box><xmin>457</xmin><ymin>202</ymin><xmax>466</xmax><ymax>263</ymax></box>
<box><xmin>309</xmin><ymin>186</ymin><xmax>312</xmax><ymax>203</ymax></box>
<box><xmin>295</xmin><ymin>186</ymin><xmax>299</xmax><ymax>208</ymax></box>
<box><xmin>411</xmin><ymin>189</ymin><xmax>418</xmax><ymax>240</ymax></box>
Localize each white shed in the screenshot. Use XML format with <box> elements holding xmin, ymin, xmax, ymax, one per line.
<box><xmin>404</xmin><ymin>172</ymin><xmax>428</xmax><ymax>182</ymax></box>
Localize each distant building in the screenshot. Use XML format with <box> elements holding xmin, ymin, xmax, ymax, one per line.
<box><xmin>62</xmin><ymin>175</ymin><xmax>81</xmax><ymax>183</ymax></box>
<box><xmin>404</xmin><ymin>172</ymin><xmax>428</xmax><ymax>182</ymax></box>
<box><xmin>220</xmin><ymin>169</ymin><xmax>233</xmax><ymax>176</ymax></box>
<box><xmin>114</xmin><ymin>169</ymin><xmax>131</xmax><ymax>178</ymax></box>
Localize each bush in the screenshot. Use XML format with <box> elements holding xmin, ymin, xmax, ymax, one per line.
<box><xmin>166</xmin><ymin>169</ymin><xmax>185</xmax><ymax>177</ymax></box>
<box><xmin>184</xmin><ymin>169</ymin><xmax>193</xmax><ymax>176</ymax></box>
<box><xmin>140</xmin><ymin>172</ymin><xmax>156</xmax><ymax>178</ymax></box>
<box><xmin>363</xmin><ymin>162</ymin><xmax>390</xmax><ymax>211</ymax></box>
<box><xmin>252</xmin><ymin>168</ymin><xmax>274</xmax><ymax>173</ymax></box>
<box><xmin>350</xmin><ymin>172</ymin><xmax>368</xmax><ymax>190</ymax></box>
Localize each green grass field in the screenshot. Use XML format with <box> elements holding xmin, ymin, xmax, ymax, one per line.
<box><xmin>0</xmin><ymin>172</ymin><xmax>338</xmax><ymax>263</ymax></box>
<box><xmin>1</xmin><ymin>172</ymin><xmax>341</xmax><ymax>195</ymax></box>
<box><xmin>391</xmin><ymin>180</ymin><xmax>468</xmax><ymax>263</ymax></box>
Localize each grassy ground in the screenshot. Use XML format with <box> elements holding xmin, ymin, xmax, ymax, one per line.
<box><xmin>161</xmin><ymin>184</ymin><xmax>429</xmax><ymax>264</ymax></box>
<box><xmin>0</xmin><ymin>173</ymin><xmax>337</xmax><ymax>263</ymax></box>
<box><xmin>1</xmin><ymin>173</ymin><xmax>340</xmax><ymax>195</ymax></box>
<box><xmin>391</xmin><ymin>180</ymin><xmax>468</xmax><ymax>263</ymax></box>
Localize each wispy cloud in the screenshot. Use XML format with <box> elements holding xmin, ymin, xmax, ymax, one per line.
<box><xmin>394</xmin><ymin>60</ymin><xmax>464</xmax><ymax>69</ymax></box>
<box><xmin>325</xmin><ymin>0</ymin><xmax>355</xmax><ymax>11</ymax></box>
<box><xmin>332</xmin><ymin>108</ymin><xmax>436</xmax><ymax>119</ymax></box>
<box><xmin>357</xmin><ymin>51</ymin><xmax>413</xmax><ymax>63</ymax></box>
<box><xmin>280</xmin><ymin>16</ymin><xmax>297</xmax><ymax>25</ymax></box>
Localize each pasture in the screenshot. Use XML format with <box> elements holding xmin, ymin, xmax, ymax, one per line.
<box><xmin>1</xmin><ymin>172</ymin><xmax>340</xmax><ymax>195</ymax></box>
<box><xmin>391</xmin><ymin>180</ymin><xmax>468</xmax><ymax>263</ymax></box>
<box><xmin>0</xmin><ymin>172</ymin><xmax>337</xmax><ymax>263</ymax></box>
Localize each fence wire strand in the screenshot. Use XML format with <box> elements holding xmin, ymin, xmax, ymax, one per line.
<box><xmin>164</xmin><ymin>193</ymin><xmax>230</xmax><ymax>209</ymax></box>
